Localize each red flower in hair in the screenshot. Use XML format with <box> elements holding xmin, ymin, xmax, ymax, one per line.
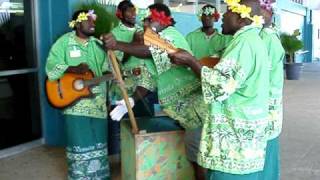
<box><xmin>213</xmin><ymin>12</ymin><xmax>220</xmax><ymax>21</ymax></box>
<box><xmin>150</xmin><ymin>9</ymin><xmax>172</xmax><ymax>26</ymax></box>
<box><xmin>115</xmin><ymin>9</ymin><xmax>123</xmax><ymax>19</ymax></box>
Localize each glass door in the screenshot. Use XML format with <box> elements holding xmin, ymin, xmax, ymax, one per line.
<box><xmin>0</xmin><ymin>0</ymin><xmax>41</xmax><ymax>149</ymax></box>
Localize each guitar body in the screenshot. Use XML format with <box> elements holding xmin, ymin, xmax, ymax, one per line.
<box><xmin>46</xmin><ymin>72</ymin><xmax>94</xmax><ymax>108</ymax></box>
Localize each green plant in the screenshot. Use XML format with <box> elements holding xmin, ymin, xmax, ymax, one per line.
<box><xmin>280</xmin><ymin>30</ymin><xmax>304</xmax><ymax>63</ymax></box>
<box><xmin>77</xmin><ymin>2</ymin><xmax>119</xmax><ymax>38</ymax></box>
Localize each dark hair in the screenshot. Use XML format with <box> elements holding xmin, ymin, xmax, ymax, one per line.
<box><xmin>241</xmin><ymin>0</ymin><xmax>261</xmax><ymax>17</ymax></box>
<box><xmin>117</xmin><ymin>0</ymin><xmax>134</xmax><ymax>12</ymax></box>
<box><xmin>148</xmin><ymin>3</ymin><xmax>176</xmax><ymax>26</ymax></box>
<box><xmin>202</xmin><ymin>4</ymin><xmax>216</xmax><ymax>11</ymax></box>
<box><xmin>71</xmin><ymin>10</ymin><xmax>88</xmax><ymax>30</ymax></box>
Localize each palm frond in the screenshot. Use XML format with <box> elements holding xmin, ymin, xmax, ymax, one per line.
<box><xmin>77</xmin><ymin>2</ymin><xmax>119</xmax><ymax>37</ymax></box>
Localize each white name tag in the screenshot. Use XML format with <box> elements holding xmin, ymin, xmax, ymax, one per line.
<box><xmin>70</xmin><ymin>49</ymin><xmax>81</xmax><ymax>58</ymax></box>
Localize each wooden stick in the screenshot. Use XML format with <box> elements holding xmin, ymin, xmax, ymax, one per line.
<box><xmin>107</xmin><ymin>50</ymin><xmax>139</xmax><ymax>134</ymax></box>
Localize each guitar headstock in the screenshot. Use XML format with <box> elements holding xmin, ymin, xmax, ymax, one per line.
<box><xmin>143</xmin><ymin>28</ymin><xmax>177</xmax><ymax>54</ymax></box>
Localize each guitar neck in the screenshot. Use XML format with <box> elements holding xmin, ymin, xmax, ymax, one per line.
<box><xmin>84</xmin><ymin>74</ymin><xmax>113</xmax><ymax>87</ymax></box>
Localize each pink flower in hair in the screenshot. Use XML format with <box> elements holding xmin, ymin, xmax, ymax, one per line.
<box><xmin>260</xmin><ymin>0</ymin><xmax>273</xmax><ymax>13</ymax></box>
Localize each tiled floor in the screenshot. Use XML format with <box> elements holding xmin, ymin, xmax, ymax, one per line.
<box><xmin>0</xmin><ymin>146</ymin><xmax>121</xmax><ymax>180</ymax></box>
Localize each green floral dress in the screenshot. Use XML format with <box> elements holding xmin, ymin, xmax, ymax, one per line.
<box><xmin>110</xmin><ymin>22</ymin><xmax>157</xmax><ymax>101</ymax></box>
<box><xmin>260</xmin><ymin>27</ymin><xmax>285</xmax><ymax>140</ymax></box>
<box><xmin>46</xmin><ymin>31</ymin><xmax>111</xmax><ymax>179</ymax></box>
<box><xmin>149</xmin><ymin>26</ymin><xmax>208</xmax><ymax>129</ymax></box>
<box><xmin>46</xmin><ymin>31</ymin><xmax>110</xmax><ymax>119</ymax></box>
<box><xmin>186</xmin><ymin>28</ymin><xmax>232</xmax><ymax>59</ymax></box>
<box><xmin>198</xmin><ymin>25</ymin><xmax>270</xmax><ymax>174</ymax></box>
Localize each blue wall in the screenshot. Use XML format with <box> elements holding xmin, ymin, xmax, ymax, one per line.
<box><xmin>304</xmin><ymin>10</ymin><xmax>313</xmax><ymax>62</ymax></box>
<box><xmin>172</xmin><ymin>12</ymin><xmax>224</xmax><ymax>36</ymax></box>
<box><xmin>37</xmin><ymin>0</ymin><xmax>78</xmax><ymax>146</ymax></box>
<box><xmin>172</xmin><ymin>12</ymin><xmax>200</xmax><ymax>36</ymax></box>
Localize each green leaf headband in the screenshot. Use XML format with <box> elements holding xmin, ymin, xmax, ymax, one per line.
<box><xmin>197</xmin><ymin>6</ymin><xmax>220</xmax><ymax>21</ymax></box>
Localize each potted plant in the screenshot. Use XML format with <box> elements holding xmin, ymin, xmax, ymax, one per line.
<box><xmin>280</xmin><ymin>29</ymin><xmax>304</xmax><ymax>80</ymax></box>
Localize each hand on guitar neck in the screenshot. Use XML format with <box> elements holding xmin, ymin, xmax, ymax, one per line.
<box><xmin>65</xmin><ymin>63</ymin><xmax>92</xmax><ymax>74</ymax></box>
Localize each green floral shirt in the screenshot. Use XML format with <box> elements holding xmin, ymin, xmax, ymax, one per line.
<box><xmin>149</xmin><ymin>26</ymin><xmax>207</xmax><ymax>129</ymax></box>
<box><xmin>111</xmin><ymin>22</ymin><xmax>142</xmax><ymax>61</ymax></box>
<box><xmin>186</xmin><ymin>28</ymin><xmax>233</xmax><ymax>59</ymax></box>
<box><xmin>111</xmin><ymin>22</ymin><xmax>156</xmax><ymax>100</ymax></box>
<box><xmin>198</xmin><ymin>25</ymin><xmax>270</xmax><ymax>174</ymax></box>
<box><xmin>46</xmin><ymin>32</ymin><xmax>110</xmax><ymax>119</ymax></box>
<box><xmin>260</xmin><ymin>27</ymin><xmax>285</xmax><ymax>140</ymax></box>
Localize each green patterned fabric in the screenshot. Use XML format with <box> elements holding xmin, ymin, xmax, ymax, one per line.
<box><xmin>260</xmin><ymin>27</ymin><xmax>285</xmax><ymax>140</ymax></box>
<box><xmin>186</xmin><ymin>28</ymin><xmax>233</xmax><ymax>59</ymax></box>
<box><xmin>111</xmin><ymin>22</ymin><xmax>142</xmax><ymax>61</ymax></box>
<box><xmin>198</xmin><ymin>25</ymin><xmax>270</xmax><ymax>174</ymax></box>
<box><xmin>110</xmin><ymin>22</ymin><xmax>156</xmax><ymax>101</ymax></box>
<box><xmin>206</xmin><ymin>169</ymin><xmax>260</xmax><ymax>180</ymax></box>
<box><xmin>65</xmin><ymin>115</ymin><xmax>110</xmax><ymax>180</ymax></box>
<box><xmin>206</xmin><ymin>137</ymin><xmax>280</xmax><ymax>180</ymax></box>
<box><xmin>149</xmin><ymin>26</ymin><xmax>207</xmax><ymax>129</ymax></box>
<box><xmin>46</xmin><ymin>32</ymin><xmax>110</xmax><ymax>119</ymax></box>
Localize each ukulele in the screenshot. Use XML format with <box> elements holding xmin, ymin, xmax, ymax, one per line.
<box><xmin>143</xmin><ymin>27</ymin><xmax>220</xmax><ymax>68</ymax></box>
<box><xmin>46</xmin><ymin>71</ymin><xmax>113</xmax><ymax>108</ymax></box>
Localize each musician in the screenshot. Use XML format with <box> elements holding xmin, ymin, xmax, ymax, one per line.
<box><xmin>185</xmin><ymin>4</ymin><xmax>233</xmax><ymax>179</ymax></box>
<box><xmin>102</xmin><ymin>3</ymin><xmax>209</xmax><ymax>179</ymax></box>
<box><xmin>169</xmin><ymin>0</ymin><xmax>272</xmax><ymax>179</ymax></box>
<box><xmin>258</xmin><ymin>1</ymin><xmax>285</xmax><ymax>179</ymax></box>
<box><xmin>186</xmin><ymin>4</ymin><xmax>232</xmax><ymax>60</ymax></box>
<box><xmin>45</xmin><ymin>10</ymin><xmax>111</xmax><ymax>179</ymax></box>
<box><xmin>108</xmin><ymin>0</ymin><xmax>157</xmax><ymax>121</ymax></box>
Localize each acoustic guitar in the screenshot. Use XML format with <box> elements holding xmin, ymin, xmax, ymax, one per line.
<box><xmin>46</xmin><ymin>71</ymin><xmax>113</xmax><ymax>108</ymax></box>
<box><xmin>143</xmin><ymin>27</ymin><xmax>220</xmax><ymax>68</ymax></box>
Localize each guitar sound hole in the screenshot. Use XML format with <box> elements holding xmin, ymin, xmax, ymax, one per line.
<box><xmin>73</xmin><ymin>79</ymin><xmax>84</xmax><ymax>91</ymax></box>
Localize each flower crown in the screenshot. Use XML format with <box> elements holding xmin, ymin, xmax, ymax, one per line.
<box><xmin>142</xmin><ymin>8</ymin><xmax>172</xmax><ymax>26</ymax></box>
<box><xmin>69</xmin><ymin>10</ymin><xmax>97</xmax><ymax>28</ymax></box>
<box><xmin>225</xmin><ymin>0</ymin><xmax>264</xmax><ymax>26</ymax></box>
<box><xmin>197</xmin><ymin>6</ymin><xmax>220</xmax><ymax>21</ymax></box>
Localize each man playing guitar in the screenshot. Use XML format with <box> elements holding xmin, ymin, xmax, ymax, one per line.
<box><xmin>45</xmin><ymin>9</ymin><xmax>112</xmax><ymax>179</ymax></box>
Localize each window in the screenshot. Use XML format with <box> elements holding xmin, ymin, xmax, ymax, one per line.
<box><xmin>0</xmin><ymin>0</ymin><xmax>41</xmax><ymax>149</ymax></box>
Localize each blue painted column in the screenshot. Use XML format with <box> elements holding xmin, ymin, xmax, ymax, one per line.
<box><xmin>37</xmin><ymin>0</ymin><xmax>75</xmax><ymax>146</ymax></box>
<box><xmin>304</xmin><ymin>10</ymin><xmax>313</xmax><ymax>62</ymax></box>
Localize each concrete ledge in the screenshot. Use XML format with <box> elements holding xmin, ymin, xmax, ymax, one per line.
<box><xmin>0</xmin><ymin>139</ymin><xmax>43</xmax><ymax>159</ymax></box>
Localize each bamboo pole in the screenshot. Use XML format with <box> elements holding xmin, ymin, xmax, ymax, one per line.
<box><xmin>107</xmin><ymin>50</ymin><xmax>139</xmax><ymax>134</ymax></box>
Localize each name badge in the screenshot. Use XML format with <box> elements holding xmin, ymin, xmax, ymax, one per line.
<box><xmin>70</xmin><ymin>49</ymin><xmax>81</xmax><ymax>58</ymax></box>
